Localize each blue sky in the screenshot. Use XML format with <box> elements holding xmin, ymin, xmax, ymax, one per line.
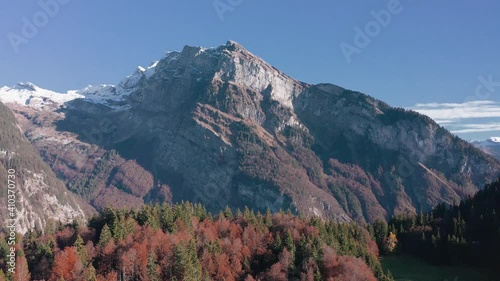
<box><xmin>1</xmin><ymin>0</ymin><xmax>500</xmax><ymax>140</ymax></box>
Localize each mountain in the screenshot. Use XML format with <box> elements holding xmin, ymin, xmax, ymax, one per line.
<box><xmin>0</xmin><ymin>101</ymin><xmax>90</xmax><ymax>233</ymax></box>
<box><xmin>471</xmin><ymin>137</ymin><xmax>500</xmax><ymax>160</ymax></box>
<box><xmin>1</xmin><ymin>41</ymin><xmax>499</xmax><ymax>225</ymax></box>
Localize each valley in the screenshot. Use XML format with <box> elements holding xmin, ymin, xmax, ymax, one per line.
<box><xmin>0</xmin><ymin>41</ymin><xmax>499</xmax><ymax>281</ymax></box>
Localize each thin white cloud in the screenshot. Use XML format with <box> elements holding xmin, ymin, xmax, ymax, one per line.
<box><xmin>450</xmin><ymin>123</ymin><xmax>500</xmax><ymax>134</ymax></box>
<box><xmin>411</xmin><ymin>100</ymin><xmax>500</xmax><ymax>136</ymax></box>
<box><xmin>414</xmin><ymin>100</ymin><xmax>496</xmax><ymax>108</ymax></box>
<box><xmin>433</xmin><ymin>119</ymin><xmax>455</xmax><ymax>124</ymax></box>
<box><xmin>413</xmin><ymin>100</ymin><xmax>500</xmax><ymax>120</ymax></box>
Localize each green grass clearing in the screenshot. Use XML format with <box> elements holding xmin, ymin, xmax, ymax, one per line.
<box><xmin>381</xmin><ymin>255</ymin><xmax>498</xmax><ymax>281</ymax></box>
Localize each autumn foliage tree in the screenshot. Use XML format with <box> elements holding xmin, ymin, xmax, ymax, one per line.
<box><xmin>384</xmin><ymin>232</ymin><xmax>398</xmax><ymax>253</ymax></box>
<box><xmin>50</xmin><ymin>247</ymin><xmax>83</xmax><ymax>281</ymax></box>
<box><xmin>13</xmin><ymin>249</ymin><xmax>30</xmax><ymax>281</ymax></box>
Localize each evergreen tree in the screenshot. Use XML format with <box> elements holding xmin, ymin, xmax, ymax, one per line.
<box><xmin>98</xmin><ymin>224</ymin><xmax>112</xmax><ymax>247</ymax></box>
<box><xmin>371</xmin><ymin>220</ymin><xmax>388</xmax><ymax>253</ymax></box>
<box><xmin>418</xmin><ymin>211</ymin><xmax>425</xmax><ymax>226</ymax></box>
<box><xmin>112</xmin><ymin>213</ymin><xmax>126</xmax><ymax>241</ymax></box>
<box><xmin>85</xmin><ymin>264</ymin><xmax>97</xmax><ymax>281</ymax></box>
<box><xmin>187</xmin><ymin>240</ymin><xmax>202</xmax><ymax>281</ymax></box>
<box><xmin>147</xmin><ymin>251</ymin><xmax>160</xmax><ymax>281</ymax></box>
<box><xmin>223</xmin><ymin>206</ymin><xmax>233</xmax><ymax>219</ymax></box>
<box><xmin>265</xmin><ymin>208</ymin><xmax>273</xmax><ymax>228</ymax></box>
<box><xmin>285</xmin><ymin>230</ymin><xmax>296</xmax><ymax>255</ymax></box>
<box><xmin>314</xmin><ymin>267</ymin><xmax>322</xmax><ymax>281</ymax></box>
<box><xmin>273</xmin><ymin>234</ymin><xmax>283</xmax><ymax>253</ymax></box>
<box><xmin>74</xmin><ymin>234</ymin><xmax>88</xmax><ymax>265</ymax></box>
<box><xmin>173</xmin><ymin>244</ymin><xmax>187</xmax><ymax>280</ymax></box>
<box><xmin>236</xmin><ymin>208</ymin><xmax>243</xmax><ymax>219</ymax></box>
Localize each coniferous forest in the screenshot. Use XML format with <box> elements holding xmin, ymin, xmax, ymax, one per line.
<box><xmin>369</xmin><ymin>178</ymin><xmax>500</xmax><ymax>273</ymax></box>
<box><xmin>0</xmin><ymin>203</ymin><xmax>394</xmax><ymax>281</ymax></box>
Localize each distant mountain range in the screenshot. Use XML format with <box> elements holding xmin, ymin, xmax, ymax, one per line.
<box><xmin>1</xmin><ymin>41</ymin><xmax>499</xmax><ymax>232</ymax></box>
<box><xmin>471</xmin><ymin>137</ymin><xmax>500</xmax><ymax>160</ymax></box>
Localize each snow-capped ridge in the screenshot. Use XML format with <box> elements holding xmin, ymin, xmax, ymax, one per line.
<box><xmin>472</xmin><ymin>137</ymin><xmax>500</xmax><ymax>146</ymax></box>
<box><xmin>0</xmin><ymin>60</ymin><xmax>160</xmax><ymax>109</ymax></box>
<box><xmin>0</xmin><ymin>82</ymin><xmax>84</xmax><ymax>108</ymax></box>
<box><xmin>489</xmin><ymin>137</ymin><xmax>500</xmax><ymax>143</ymax></box>
<box><xmin>144</xmin><ymin>61</ymin><xmax>158</xmax><ymax>78</ymax></box>
<box><xmin>471</xmin><ymin>137</ymin><xmax>500</xmax><ymax>160</ymax></box>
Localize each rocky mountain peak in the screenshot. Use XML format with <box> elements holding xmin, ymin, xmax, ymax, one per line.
<box><xmin>142</xmin><ymin>41</ymin><xmax>306</xmax><ymax>111</ymax></box>
<box><xmin>225</xmin><ymin>40</ymin><xmax>245</xmax><ymax>51</ymax></box>
<box><xmin>122</xmin><ymin>41</ymin><xmax>300</xmax><ymax>114</ymax></box>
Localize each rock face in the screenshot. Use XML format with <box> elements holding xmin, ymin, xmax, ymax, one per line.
<box><xmin>0</xmin><ymin>102</ymin><xmax>89</xmax><ymax>233</ymax></box>
<box><xmin>5</xmin><ymin>103</ymin><xmax>172</xmax><ymax>213</ymax></box>
<box><xmin>1</xmin><ymin>41</ymin><xmax>499</xmax><ymax>225</ymax></box>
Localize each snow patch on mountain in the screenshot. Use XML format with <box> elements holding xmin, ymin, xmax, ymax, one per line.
<box><xmin>489</xmin><ymin>137</ymin><xmax>500</xmax><ymax>143</ymax></box>
<box><xmin>0</xmin><ymin>82</ymin><xmax>84</xmax><ymax>109</ymax></box>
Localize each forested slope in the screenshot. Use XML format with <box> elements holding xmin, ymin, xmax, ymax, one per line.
<box><xmin>0</xmin><ymin>202</ymin><xmax>394</xmax><ymax>281</ymax></box>
<box><xmin>370</xmin><ymin>178</ymin><xmax>500</xmax><ymax>272</ymax></box>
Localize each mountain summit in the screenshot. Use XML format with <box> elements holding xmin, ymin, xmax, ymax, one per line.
<box><xmin>1</xmin><ymin>41</ymin><xmax>499</xmax><ymax>226</ymax></box>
